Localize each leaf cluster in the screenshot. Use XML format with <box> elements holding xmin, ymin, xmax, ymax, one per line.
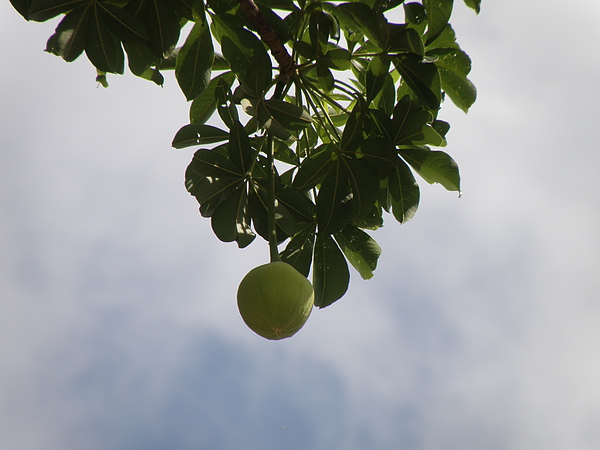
<box><xmin>11</xmin><ymin>0</ymin><xmax>480</xmax><ymax>308</ymax></box>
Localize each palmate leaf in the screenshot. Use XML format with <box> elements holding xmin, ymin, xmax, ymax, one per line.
<box><xmin>211</xmin><ymin>185</ymin><xmax>256</xmax><ymax>248</ymax></box>
<box><xmin>313</xmin><ymin>234</ymin><xmax>350</xmax><ymax>308</ymax></box>
<box><xmin>399</xmin><ymin>147</ymin><xmax>461</xmax><ymax>193</ymax></box>
<box><xmin>176</xmin><ymin>20</ymin><xmax>214</xmax><ymax>101</ymax></box>
<box><xmin>334</xmin><ymin>225</ymin><xmax>381</xmax><ymax>280</ymax></box>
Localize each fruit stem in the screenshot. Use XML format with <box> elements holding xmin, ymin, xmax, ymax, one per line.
<box><xmin>266</xmin><ymin>133</ymin><xmax>281</xmax><ymax>262</ymax></box>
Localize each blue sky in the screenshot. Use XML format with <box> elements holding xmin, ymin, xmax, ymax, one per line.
<box><xmin>2</xmin><ymin>1</ymin><xmax>600</xmax><ymax>449</ymax></box>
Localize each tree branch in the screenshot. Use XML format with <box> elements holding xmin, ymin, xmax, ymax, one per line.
<box><xmin>237</xmin><ymin>0</ymin><xmax>296</xmax><ymax>80</ymax></box>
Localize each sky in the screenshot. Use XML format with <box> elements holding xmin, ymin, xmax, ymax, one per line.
<box><xmin>1</xmin><ymin>1</ymin><xmax>600</xmax><ymax>449</ymax></box>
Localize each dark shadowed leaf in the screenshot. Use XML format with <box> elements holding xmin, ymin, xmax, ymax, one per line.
<box><xmin>190</xmin><ymin>72</ymin><xmax>235</xmax><ymax>124</ymax></box>
<box><xmin>176</xmin><ymin>20</ymin><xmax>214</xmax><ymax>101</ymax></box>
<box><xmin>228</xmin><ymin>120</ymin><xmax>254</xmax><ymax>173</ymax></box>
<box><xmin>217</xmin><ymin>17</ymin><xmax>272</xmax><ymax>96</ymax></box>
<box><xmin>29</xmin><ymin>0</ymin><xmax>84</xmax><ymax>22</ymax></box>
<box><xmin>387</xmin><ymin>159</ymin><xmax>420</xmax><ymax>223</ymax></box>
<box><xmin>126</xmin><ymin>0</ymin><xmax>181</xmax><ymax>58</ymax></box>
<box><xmin>211</xmin><ymin>185</ymin><xmax>256</xmax><ymax>248</ymax></box>
<box><xmin>172</xmin><ymin>124</ymin><xmax>229</xmax><ymax>149</ymax></box>
<box><xmin>45</xmin><ymin>5</ymin><xmax>90</xmax><ymax>62</ymax></box>
<box><xmin>313</xmin><ymin>234</ymin><xmax>349</xmax><ymax>308</ymax></box>
<box><xmin>187</xmin><ymin>148</ymin><xmax>242</xmax><ymax>179</ymax></box>
<box><xmin>393</xmin><ymin>53</ymin><xmax>441</xmax><ymax>110</ymax></box>
<box><xmin>280</xmin><ymin>225</ymin><xmax>316</xmax><ymax>278</ymax></box>
<box><xmin>99</xmin><ymin>3</ymin><xmax>149</xmax><ymax>45</ymax></box>
<box><xmin>292</xmin><ymin>148</ymin><xmax>334</xmax><ymax>191</ymax></box>
<box><xmin>85</xmin><ymin>9</ymin><xmax>124</xmax><ymax>74</ymax></box>
<box><xmin>316</xmin><ymin>161</ymin><xmax>353</xmax><ymax>235</ymax></box>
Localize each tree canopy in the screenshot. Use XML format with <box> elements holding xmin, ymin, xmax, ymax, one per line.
<box><xmin>10</xmin><ymin>0</ymin><xmax>480</xmax><ymax>308</ymax></box>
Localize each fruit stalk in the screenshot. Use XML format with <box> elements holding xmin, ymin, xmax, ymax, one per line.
<box><xmin>266</xmin><ymin>133</ymin><xmax>280</xmax><ymax>262</ymax></box>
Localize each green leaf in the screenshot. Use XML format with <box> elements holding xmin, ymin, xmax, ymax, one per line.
<box><xmin>341</xmin><ymin>100</ymin><xmax>366</xmax><ymax>151</ymax></box>
<box><xmin>259</xmin><ymin>99</ymin><xmax>313</xmax><ymax>130</ymax></box>
<box><xmin>334</xmin><ymin>225</ymin><xmax>381</xmax><ymax>280</ymax></box>
<box><xmin>359</xmin><ymin>136</ymin><xmax>401</xmax><ymax>178</ymax></box>
<box><xmin>343</xmin><ymin>158</ymin><xmax>381</xmax><ymax>223</ymax></box>
<box><xmin>292</xmin><ymin>148</ymin><xmax>334</xmax><ymax>191</ymax></box>
<box><xmin>319</xmin><ymin>47</ymin><xmax>352</xmax><ymax>71</ymax></box>
<box><xmin>366</xmin><ymin>57</ymin><xmax>390</xmax><ymax>104</ymax></box>
<box><xmin>126</xmin><ymin>0</ymin><xmax>181</xmax><ymax>58</ymax></box>
<box><xmin>85</xmin><ymin>7</ymin><xmax>125</xmax><ymax>74</ymax></box>
<box><xmin>399</xmin><ymin>147</ymin><xmax>461</xmax><ymax>192</ymax></box>
<box><xmin>211</xmin><ymin>185</ymin><xmax>256</xmax><ymax>248</ymax></box>
<box><xmin>99</xmin><ymin>3</ymin><xmax>149</xmax><ymax>45</ymax></box>
<box><xmin>280</xmin><ymin>225</ymin><xmax>316</xmax><ymax>278</ymax></box>
<box><xmin>388</xmin><ymin>26</ymin><xmax>424</xmax><ymax>55</ymax></box>
<box><xmin>190</xmin><ymin>72</ymin><xmax>235</xmax><ymax>124</ymax></box>
<box><xmin>391</xmin><ymin>95</ymin><xmax>431</xmax><ymax>145</ymax></box>
<box><xmin>336</xmin><ymin>3</ymin><xmax>386</xmax><ymax>49</ymax></box>
<box><xmin>228</xmin><ymin>120</ymin><xmax>254</xmax><ymax>173</ymax></box>
<box><xmin>176</xmin><ymin>20</ymin><xmax>214</xmax><ymax>101</ymax></box>
<box><xmin>387</xmin><ymin>159</ymin><xmax>420</xmax><ymax>223</ymax></box>
<box><xmin>313</xmin><ymin>234</ymin><xmax>350</xmax><ymax>308</ymax></box>
<box><xmin>217</xmin><ymin>17</ymin><xmax>272</xmax><ymax>96</ymax></box>
<box><xmin>123</xmin><ymin>43</ymin><xmax>163</xmax><ymax>84</ymax></box>
<box><xmin>316</xmin><ymin>161</ymin><xmax>353</xmax><ymax>235</ymax></box>
<box><xmin>45</xmin><ymin>5</ymin><xmax>90</xmax><ymax>62</ymax></box>
<box><xmin>187</xmin><ymin>148</ymin><xmax>242</xmax><ymax>179</ymax></box>
<box><xmin>185</xmin><ymin>170</ymin><xmax>241</xmax><ymax>218</ymax></box>
<box><xmin>249</xmin><ymin>184</ymin><xmax>298</xmax><ymax>243</ymax></box>
<box><xmin>432</xmin><ymin>49</ymin><xmax>477</xmax><ymax>112</ymax></box>
<box><xmin>316</xmin><ymin>63</ymin><xmax>335</xmax><ymax>92</ymax></box>
<box><xmin>172</xmin><ymin>124</ymin><xmax>229</xmax><ymax>149</ymax></box>
<box><xmin>9</xmin><ymin>0</ymin><xmax>30</xmax><ymax>19</ymax></box>
<box><xmin>29</xmin><ymin>0</ymin><xmax>84</xmax><ymax>22</ymax></box>
<box><xmin>424</xmin><ymin>0</ymin><xmax>454</xmax><ymax>45</ymax></box>
<box><xmin>463</xmin><ymin>0</ymin><xmax>481</xmax><ymax>14</ymax></box>
<box><xmin>393</xmin><ymin>54</ymin><xmax>441</xmax><ymax>110</ymax></box>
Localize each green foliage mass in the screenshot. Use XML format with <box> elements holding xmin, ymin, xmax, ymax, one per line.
<box><xmin>11</xmin><ymin>0</ymin><xmax>480</xmax><ymax>308</ymax></box>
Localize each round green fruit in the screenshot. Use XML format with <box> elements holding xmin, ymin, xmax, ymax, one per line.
<box><xmin>237</xmin><ymin>262</ymin><xmax>314</xmax><ymax>340</ymax></box>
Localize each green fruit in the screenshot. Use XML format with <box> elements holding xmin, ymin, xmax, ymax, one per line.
<box><xmin>237</xmin><ymin>262</ymin><xmax>314</xmax><ymax>340</ymax></box>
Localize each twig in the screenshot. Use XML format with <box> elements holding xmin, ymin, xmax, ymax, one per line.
<box><xmin>237</xmin><ymin>0</ymin><xmax>296</xmax><ymax>80</ymax></box>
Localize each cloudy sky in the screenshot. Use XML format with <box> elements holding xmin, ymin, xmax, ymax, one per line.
<box><xmin>1</xmin><ymin>1</ymin><xmax>600</xmax><ymax>448</ymax></box>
